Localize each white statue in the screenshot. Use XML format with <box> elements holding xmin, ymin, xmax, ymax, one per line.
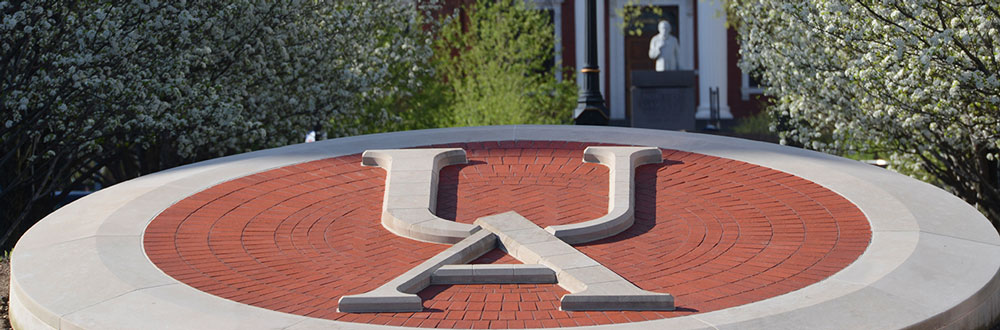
<box><xmin>648</xmin><ymin>20</ymin><xmax>679</xmax><ymax>71</ymax></box>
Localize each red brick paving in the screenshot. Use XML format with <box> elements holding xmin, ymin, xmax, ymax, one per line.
<box><xmin>144</xmin><ymin>140</ymin><xmax>871</xmax><ymax>328</ymax></box>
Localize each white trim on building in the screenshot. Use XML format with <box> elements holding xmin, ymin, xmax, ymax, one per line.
<box><xmin>695</xmin><ymin>0</ymin><xmax>732</xmax><ymax>119</ymax></box>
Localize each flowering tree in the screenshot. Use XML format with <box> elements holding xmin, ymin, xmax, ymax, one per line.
<box><xmin>0</xmin><ymin>0</ymin><xmax>436</xmax><ymax>248</ymax></box>
<box><xmin>728</xmin><ymin>0</ymin><xmax>1000</xmax><ymax>227</ymax></box>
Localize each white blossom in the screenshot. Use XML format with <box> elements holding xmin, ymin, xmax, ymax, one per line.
<box><xmin>729</xmin><ymin>0</ymin><xmax>1000</xmax><ymax>223</ymax></box>
<box><xmin>0</xmin><ymin>0</ymin><xmax>440</xmax><ymax>246</ymax></box>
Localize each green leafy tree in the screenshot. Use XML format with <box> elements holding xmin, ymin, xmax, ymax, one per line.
<box><xmin>728</xmin><ymin>0</ymin><xmax>1000</xmax><ymax>227</ymax></box>
<box><xmin>431</xmin><ymin>0</ymin><xmax>577</xmax><ymax>126</ymax></box>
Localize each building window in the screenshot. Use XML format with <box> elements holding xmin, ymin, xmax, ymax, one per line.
<box><xmin>529</xmin><ymin>0</ymin><xmax>563</xmax><ymax>81</ymax></box>
<box><xmin>741</xmin><ymin>70</ymin><xmax>764</xmax><ymax>101</ymax></box>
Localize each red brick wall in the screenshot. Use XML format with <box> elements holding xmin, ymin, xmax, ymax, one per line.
<box><xmin>560</xmin><ymin>0</ymin><xmax>576</xmax><ymax>73</ymax></box>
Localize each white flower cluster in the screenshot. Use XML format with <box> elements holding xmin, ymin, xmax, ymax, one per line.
<box><xmin>729</xmin><ymin>0</ymin><xmax>1000</xmax><ymax>221</ymax></box>
<box><xmin>0</xmin><ymin>0</ymin><xmax>438</xmax><ymax>246</ymax></box>
<box><xmin>1</xmin><ymin>0</ymin><xmax>435</xmax><ymax>162</ymax></box>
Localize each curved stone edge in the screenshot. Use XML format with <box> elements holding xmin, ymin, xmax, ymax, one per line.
<box><xmin>8</xmin><ymin>125</ymin><xmax>1000</xmax><ymax>329</ymax></box>
<box><xmin>363</xmin><ymin>148</ymin><xmax>479</xmax><ymax>244</ymax></box>
<box><xmin>545</xmin><ymin>146</ymin><xmax>662</xmax><ymax>244</ymax></box>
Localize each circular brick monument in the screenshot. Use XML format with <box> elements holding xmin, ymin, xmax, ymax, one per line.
<box><xmin>10</xmin><ymin>126</ymin><xmax>1000</xmax><ymax>329</ymax></box>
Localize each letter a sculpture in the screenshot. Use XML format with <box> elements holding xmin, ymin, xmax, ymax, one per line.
<box><xmin>337</xmin><ymin>147</ymin><xmax>674</xmax><ymax>312</ymax></box>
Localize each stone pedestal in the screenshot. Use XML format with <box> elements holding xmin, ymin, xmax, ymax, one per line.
<box><xmin>629</xmin><ymin>70</ymin><xmax>696</xmax><ymax>131</ymax></box>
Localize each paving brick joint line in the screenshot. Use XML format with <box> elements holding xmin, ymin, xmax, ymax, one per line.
<box><xmin>143</xmin><ymin>140</ymin><xmax>871</xmax><ymax>329</ymax></box>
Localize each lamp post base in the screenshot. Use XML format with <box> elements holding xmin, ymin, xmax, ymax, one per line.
<box><xmin>574</xmin><ymin>105</ymin><xmax>609</xmax><ymax>126</ymax></box>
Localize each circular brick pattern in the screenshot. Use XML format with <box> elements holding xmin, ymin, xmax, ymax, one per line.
<box><xmin>144</xmin><ymin>140</ymin><xmax>870</xmax><ymax>328</ymax></box>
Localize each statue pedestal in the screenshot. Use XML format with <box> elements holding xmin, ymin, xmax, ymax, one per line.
<box><xmin>629</xmin><ymin>71</ymin><xmax>697</xmax><ymax>131</ymax></box>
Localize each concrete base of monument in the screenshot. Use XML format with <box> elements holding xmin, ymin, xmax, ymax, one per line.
<box><xmin>10</xmin><ymin>125</ymin><xmax>1000</xmax><ymax>329</ymax></box>
<box><xmin>431</xmin><ymin>264</ymin><xmax>557</xmax><ymax>285</ymax></box>
<box><xmin>560</xmin><ymin>293</ymin><xmax>675</xmax><ymax>312</ymax></box>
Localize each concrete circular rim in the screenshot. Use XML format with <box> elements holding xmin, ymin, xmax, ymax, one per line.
<box><xmin>10</xmin><ymin>125</ymin><xmax>1000</xmax><ymax>330</ymax></box>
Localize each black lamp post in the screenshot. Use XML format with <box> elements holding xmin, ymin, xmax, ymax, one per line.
<box><xmin>573</xmin><ymin>0</ymin><xmax>609</xmax><ymax>125</ymax></box>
